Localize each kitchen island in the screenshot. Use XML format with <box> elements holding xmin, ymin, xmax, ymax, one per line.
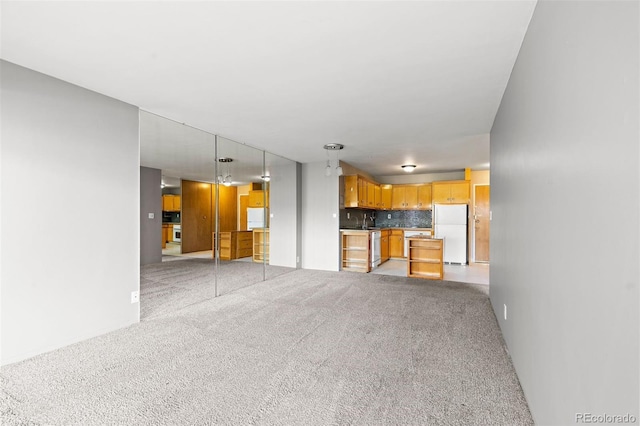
<box><xmin>406</xmin><ymin>236</ymin><xmax>444</xmax><ymax>280</ymax></box>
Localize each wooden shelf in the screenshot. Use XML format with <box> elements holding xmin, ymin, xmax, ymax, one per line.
<box><xmin>252</xmin><ymin>228</ymin><xmax>269</xmax><ymax>263</ymax></box>
<box><xmin>341</xmin><ymin>231</ymin><xmax>371</xmax><ymax>273</ymax></box>
<box><xmin>407</xmin><ymin>237</ymin><xmax>443</xmax><ymax>280</ymax></box>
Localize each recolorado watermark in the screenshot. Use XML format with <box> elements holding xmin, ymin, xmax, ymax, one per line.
<box><xmin>576</xmin><ymin>413</ymin><xmax>637</xmax><ymax>424</ymax></box>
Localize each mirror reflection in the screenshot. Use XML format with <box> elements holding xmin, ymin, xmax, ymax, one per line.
<box><xmin>140</xmin><ymin>111</ymin><xmax>299</xmax><ymax>311</ymax></box>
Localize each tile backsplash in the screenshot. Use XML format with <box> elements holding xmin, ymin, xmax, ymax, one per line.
<box><xmin>375</xmin><ymin>210</ymin><xmax>432</xmax><ymax>228</ymax></box>
<box><xmin>340</xmin><ymin>208</ymin><xmax>432</xmax><ymax>229</ymax></box>
<box><xmin>163</xmin><ymin>211</ymin><xmax>180</xmax><ymax>223</ymax></box>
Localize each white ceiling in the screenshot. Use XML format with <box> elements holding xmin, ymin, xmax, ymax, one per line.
<box><xmin>1</xmin><ymin>1</ymin><xmax>536</xmax><ymax>177</ymax></box>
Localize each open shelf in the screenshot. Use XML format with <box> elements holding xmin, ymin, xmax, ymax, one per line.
<box><xmin>407</xmin><ymin>238</ymin><xmax>443</xmax><ymax>280</ymax></box>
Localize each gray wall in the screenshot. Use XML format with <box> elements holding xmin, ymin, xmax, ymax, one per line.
<box><xmin>141</xmin><ymin>166</ymin><xmax>162</xmax><ymax>265</ymax></box>
<box><xmin>301</xmin><ymin>161</ymin><xmax>340</xmax><ymax>271</ymax></box>
<box><xmin>269</xmin><ymin>160</ymin><xmax>300</xmax><ymax>268</ymax></box>
<box><xmin>1</xmin><ymin>61</ymin><xmax>140</xmax><ymax>365</ymax></box>
<box><xmin>490</xmin><ymin>2</ymin><xmax>638</xmax><ymax>424</ymax></box>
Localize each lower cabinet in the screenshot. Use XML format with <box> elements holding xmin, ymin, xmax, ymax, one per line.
<box><xmin>253</xmin><ymin>228</ymin><xmax>269</xmax><ymax>263</ymax></box>
<box><xmin>407</xmin><ymin>238</ymin><xmax>443</xmax><ymax>280</ymax></box>
<box><xmin>215</xmin><ymin>231</ymin><xmax>253</xmax><ymax>260</ymax></box>
<box><xmin>341</xmin><ymin>231</ymin><xmax>371</xmax><ymax>273</ymax></box>
<box><xmin>389</xmin><ymin>229</ymin><xmax>405</xmax><ymax>258</ymax></box>
<box><xmin>381</xmin><ymin>230</ymin><xmax>390</xmax><ymax>263</ymax></box>
<box><xmin>161</xmin><ymin>224</ymin><xmax>174</xmax><ymax>248</ymax></box>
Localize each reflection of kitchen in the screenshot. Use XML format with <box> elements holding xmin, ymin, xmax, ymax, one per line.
<box><xmin>161</xmin><ymin>187</ymin><xmax>182</xmax><ymax>254</ymax></box>
<box><xmin>162</xmin><ymin>178</ymin><xmax>269</xmax><ymax>263</ymax></box>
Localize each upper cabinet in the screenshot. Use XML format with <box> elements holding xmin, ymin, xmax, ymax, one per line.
<box><xmin>373</xmin><ymin>184</ymin><xmax>381</xmax><ymax>209</ymax></box>
<box><xmin>380</xmin><ymin>185</ymin><xmax>392</xmax><ymax>210</ymax></box>
<box><xmin>432</xmin><ymin>181</ymin><xmax>470</xmax><ymax>204</ymax></box>
<box><xmin>343</xmin><ymin>174</ymin><xmax>469</xmax><ymax>210</ymax></box>
<box><xmin>344</xmin><ymin>175</ymin><xmax>377</xmax><ymax>209</ymax></box>
<box><xmin>416</xmin><ymin>184</ymin><xmax>432</xmax><ymax>210</ymax></box>
<box><xmin>366</xmin><ymin>181</ymin><xmax>376</xmax><ymax>208</ymax></box>
<box><xmin>162</xmin><ymin>195</ymin><xmax>181</xmax><ymax>212</ymax></box>
<box><xmin>248</xmin><ymin>189</ymin><xmax>269</xmax><ymax>208</ymax></box>
<box><xmin>392</xmin><ymin>185</ymin><xmax>418</xmax><ymax>209</ymax></box>
<box><xmin>358</xmin><ymin>178</ymin><xmax>368</xmax><ymax>207</ymax></box>
<box><xmin>344</xmin><ymin>175</ymin><xmax>359</xmax><ymax>208</ymax></box>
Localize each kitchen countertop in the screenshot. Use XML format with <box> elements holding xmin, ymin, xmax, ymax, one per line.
<box><xmin>406</xmin><ymin>235</ymin><xmax>441</xmax><ymax>240</ymax></box>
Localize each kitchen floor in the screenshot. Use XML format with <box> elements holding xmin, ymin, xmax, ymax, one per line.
<box><xmin>371</xmin><ymin>259</ymin><xmax>490</xmax><ymax>285</ymax></box>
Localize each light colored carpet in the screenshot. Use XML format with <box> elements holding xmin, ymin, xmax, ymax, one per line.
<box><xmin>1</xmin><ymin>265</ymin><xmax>532</xmax><ymax>425</ymax></box>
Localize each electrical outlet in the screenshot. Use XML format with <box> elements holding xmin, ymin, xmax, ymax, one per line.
<box><xmin>387</xmin><ymin>214</ymin><xmax>391</xmax><ymax>219</ymax></box>
<box><xmin>131</xmin><ymin>291</ymin><xmax>139</xmax><ymax>304</ymax></box>
<box><xmin>148</xmin><ymin>213</ymin><xmax>154</xmax><ymax>219</ymax></box>
<box><xmin>504</xmin><ymin>304</ymin><xmax>507</xmax><ymax>320</ymax></box>
<box><xmin>296</xmin><ymin>256</ymin><xmax>300</xmax><ymax>263</ymax></box>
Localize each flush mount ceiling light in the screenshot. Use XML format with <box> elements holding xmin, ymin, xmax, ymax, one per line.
<box><xmin>323</xmin><ymin>143</ymin><xmax>344</xmax><ymax>177</ymax></box>
<box><xmin>402</xmin><ymin>164</ymin><xmax>417</xmax><ymax>173</ymax></box>
<box><xmin>218</xmin><ymin>157</ymin><xmax>233</xmax><ymax>186</ymax></box>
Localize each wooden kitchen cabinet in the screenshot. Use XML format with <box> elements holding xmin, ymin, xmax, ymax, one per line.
<box><xmin>380</xmin><ymin>185</ymin><xmax>392</xmax><ymax>209</ymax></box>
<box><xmin>344</xmin><ymin>175</ymin><xmax>359</xmax><ymax>208</ymax></box>
<box><xmin>374</xmin><ymin>184</ymin><xmax>382</xmax><ymax>209</ymax></box>
<box><xmin>358</xmin><ymin>178</ymin><xmax>368</xmax><ymax>207</ymax></box>
<box><xmin>389</xmin><ymin>229</ymin><xmax>405</xmax><ymax>258</ymax></box>
<box><xmin>341</xmin><ymin>231</ymin><xmax>371</xmax><ymax>272</ymax></box>
<box><xmin>215</xmin><ymin>230</ymin><xmax>253</xmax><ymax>260</ymax></box>
<box><xmin>248</xmin><ymin>190</ymin><xmax>269</xmax><ymax>208</ymax></box>
<box><xmin>367</xmin><ymin>181</ymin><xmax>376</xmax><ymax>208</ymax></box>
<box><xmin>432</xmin><ymin>181</ymin><xmax>470</xmax><ymax>204</ymax></box>
<box><xmin>161</xmin><ymin>224</ymin><xmax>170</xmax><ymax>248</ymax></box>
<box><xmin>407</xmin><ymin>237</ymin><xmax>443</xmax><ymax>280</ymax></box>
<box><xmin>392</xmin><ymin>185</ymin><xmax>418</xmax><ymax>209</ymax></box>
<box><xmin>345</xmin><ymin>175</ymin><xmax>381</xmax><ymax>209</ymax></box>
<box><xmin>380</xmin><ymin>229</ymin><xmax>390</xmax><ymax>263</ymax></box>
<box><xmin>252</xmin><ymin>228</ymin><xmax>269</xmax><ymax>263</ymax></box>
<box><xmin>391</xmin><ymin>186</ymin><xmax>405</xmax><ymax>209</ymax></box>
<box><xmin>162</xmin><ymin>195</ymin><xmax>181</xmax><ymax>212</ymax></box>
<box><xmin>416</xmin><ymin>184</ymin><xmax>432</xmax><ymax>210</ymax></box>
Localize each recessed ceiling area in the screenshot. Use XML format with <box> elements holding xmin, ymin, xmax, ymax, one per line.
<box><xmin>0</xmin><ymin>1</ymin><xmax>536</xmax><ymax>177</ymax></box>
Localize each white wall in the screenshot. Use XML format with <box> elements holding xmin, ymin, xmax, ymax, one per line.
<box><xmin>269</xmin><ymin>160</ymin><xmax>300</xmax><ymax>268</ymax></box>
<box><xmin>1</xmin><ymin>61</ymin><xmax>140</xmax><ymax>365</ymax></box>
<box><xmin>375</xmin><ymin>171</ymin><xmax>465</xmax><ymax>184</ymax></box>
<box><xmin>301</xmin><ymin>162</ymin><xmax>340</xmax><ymax>271</ymax></box>
<box><xmin>490</xmin><ymin>2</ymin><xmax>638</xmax><ymax>424</ymax></box>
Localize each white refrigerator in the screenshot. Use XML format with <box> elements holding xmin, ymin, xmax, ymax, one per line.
<box><xmin>247</xmin><ymin>208</ymin><xmax>267</xmax><ymax>230</ymax></box>
<box><xmin>434</xmin><ymin>204</ymin><xmax>468</xmax><ymax>264</ymax></box>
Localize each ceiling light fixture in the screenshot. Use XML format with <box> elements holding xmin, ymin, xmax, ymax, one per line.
<box><xmin>323</xmin><ymin>143</ymin><xmax>344</xmax><ymax>177</ymax></box>
<box><xmin>402</xmin><ymin>164</ymin><xmax>416</xmax><ymax>173</ymax></box>
<box><xmin>218</xmin><ymin>157</ymin><xmax>233</xmax><ymax>186</ymax></box>
<box><xmin>261</xmin><ymin>175</ymin><xmax>271</xmax><ymax>182</ymax></box>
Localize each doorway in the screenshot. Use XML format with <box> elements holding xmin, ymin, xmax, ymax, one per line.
<box><xmin>473</xmin><ymin>185</ymin><xmax>490</xmax><ymax>263</ymax></box>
